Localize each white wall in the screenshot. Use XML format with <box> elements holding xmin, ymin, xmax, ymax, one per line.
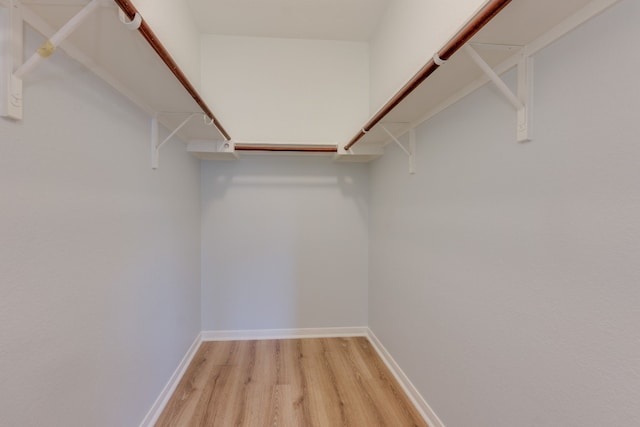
<box><xmin>369</xmin><ymin>1</ymin><xmax>640</xmax><ymax>426</ymax></box>
<box><xmin>201</xmin><ymin>35</ymin><xmax>370</xmax><ymax>144</ymax></box>
<box><xmin>0</xmin><ymin>29</ymin><xmax>201</xmax><ymax>427</ymax></box>
<box><xmin>369</xmin><ymin>0</ymin><xmax>487</xmax><ymax>112</ymax></box>
<box><xmin>132</xmin><ymin>0</ymin><xmax>202</xmax><ymax>90</ymax></box>
<box><xmin>201</xmin><ymin>157</ymin><xmax>368</xmax><ymax>331</ymax></box>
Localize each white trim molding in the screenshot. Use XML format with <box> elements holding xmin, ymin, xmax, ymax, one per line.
<box><xmin>139</xmin><ymin>333</ymin><xmax>203</xmax><ymax>427</ymax></box>
<box><xmin>201</xmin><ymin>326</ymin><xmax>368</xmax><ymax>341</ymax></box>
<box><xmin>366</xmin><ymin>329</ymin><xmax>446</xmax><ymax>427</ymax></box>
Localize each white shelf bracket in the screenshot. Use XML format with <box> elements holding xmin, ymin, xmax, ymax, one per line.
<box><xmin>464</xmin><ymin>44</ymin><xmax>533</xmax><ymax>142</ymax></box>
<box><xmin>13</xmin><ymin>0</ymin><xmax>100</xmax><ymax>80</ymax></box>
<box><xmin>517</xmin><ymin>53</ymin><xmax>533</xmax><ymax>142</ymax></box>
<box><xmin>1</xmin><ymin>0</ymin><xmax>23</xmax><ymax>119</ymax></box>
<box><xmin>151</xmin><ymin>112</ymin><xmax>201</xmax><ymax>169</ymax></box>
<box><xmin>381</xmin><ymin>125</ymin><xmax>416</xmax><ymax>174</ymax></box>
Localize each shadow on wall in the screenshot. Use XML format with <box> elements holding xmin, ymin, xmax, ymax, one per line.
<box><xmin>203</xmin><ymin>155</ymin><xmax>369</xmax><ymax>222</ymax></box>
<box><xmin>200</xmin><ymin>155</ymin><xmax>369</xmax><ymax>331</ymax></box>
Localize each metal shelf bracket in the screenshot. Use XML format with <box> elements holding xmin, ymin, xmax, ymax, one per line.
<box><xmin>464</xmin><ymin>44</ymin><xmax>533</xmax><ymax>142</ymax></box>
<box><xmin>151</xmin><ymin>112</ymin><xmax>201</xmax><ymax>169</ymax></box>
<box><xmin>381</xmin><ymin>125</ymin><xmax>416</xmax><ymax>174</ymax></box>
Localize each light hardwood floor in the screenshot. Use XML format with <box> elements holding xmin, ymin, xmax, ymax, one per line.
<box><xmin>155</xmin><ymin>337</ymin><xmax>428</xmax><ymax>427</ymax></box>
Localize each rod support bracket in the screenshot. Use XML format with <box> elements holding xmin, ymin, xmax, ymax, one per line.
<box><xmin>12</xmin><ymin>0</ymin><xmax>101</xmax><ymax>80</ymax></box>
<box><xmin>464</xmin><ymin>44</ymin><xmax>533</xmax><ymax>143</ymax></box>
<box><xmin>118</xmin><ymin>8</ymin><xmax>141</xmax><ymax>30</ymax></box>
<box><xmin>516</xmin><ymin>53</ymin><xmax>533</xmax><ymax>142</ymax></box>
<box><xmin>1</xmin><ymin>0</ymin><xmax>23</xmax><ymax>119</ymax></box>
<box><xmin>151</xmin><ymin>112</ymin><xmax>201</xmax><ymax>169</ymax></box>
<box><xmin>381</xmin><ymin>125</ymin><xmax>416</xmax><ymax>175</ymax></box>
<box><xmin>433</xmin><ymin>52</ymin><xmax>446</xmax><ymax>66</ymax></box>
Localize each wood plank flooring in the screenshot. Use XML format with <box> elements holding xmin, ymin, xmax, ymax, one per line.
<box><xmin>155</xmin><ymin>337</ymin><xmax>428</xmax><ymax>427</ymax></box>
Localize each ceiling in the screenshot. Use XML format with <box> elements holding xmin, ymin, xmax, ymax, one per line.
<box><xmin>186</xmin><ymin>0</ymin><xmax>390</xmax><ymax>41</ymax></box>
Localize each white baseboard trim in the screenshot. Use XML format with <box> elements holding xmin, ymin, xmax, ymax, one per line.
<box><xmin>139</xmin><ymin>332</ymin><xmax>203</xmax><ymax>427</ymax></box>
<box><xmin>366</xmin><ymin>328</ymin><xmax>445</xmax><ymax>427</ymax></box>
<box><xmin>201</xmin><ymin>326</ymin><xmax>368</xmax><ymax>341</ymax></box>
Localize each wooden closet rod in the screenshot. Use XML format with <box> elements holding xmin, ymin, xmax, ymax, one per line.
<box><xmin>235</xmin><ymin>145</ymin><xmax>338</xmax><ymax>153</ymax></box>
<box><xmin>344</xmin><ymin>0</ymin><xmax>512</xmax><ymax>151</ymax></box>
<box><xmin>113</xmin><ymin>0</ymin><xmax>231</xmax><ymax>141</ymax></box>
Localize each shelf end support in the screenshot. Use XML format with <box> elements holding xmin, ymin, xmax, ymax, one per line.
<box><xmin>1</xmin><ymin>0</ymin><xmax>23</xmax><ymax>120</ymax></box>
<box><xmin>464</xmin><ymin>44</ymin><xmax>533</xmax><ymax>143</ymax></box>
<box><xmin>152</xmin><ymin>112</ymin><xmax>201</xmax><ymax>169</ymax></box>
<box><xmin>381</xmin><ymin>125</ymin><xmax>416</xmax><ymax>175</ymax></box>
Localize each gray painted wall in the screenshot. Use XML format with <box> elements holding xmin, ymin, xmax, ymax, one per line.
<box><xmin>2</xmin><ymin>1</ymin><xmax>639</xmax><ymax>426</ymax></box>
<box><xmin>200</xmin><ymin>157</ymin><xmax>369</xmax><ymax>331</ymax></box>
<box><xmin>369</xmin><ymin>1</ymin><xmax>640</xmax><ymax>426</ymax></box>
<box><xmin>0</xmin><ymin>30</ymin><xmax>201</xmax><ymax>427</ymax></box>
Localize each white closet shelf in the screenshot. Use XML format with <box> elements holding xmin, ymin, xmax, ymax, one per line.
<box><xmin>9</xmin><ymin>0</ymin><xmax>620</xmax><ymax>164</ymax></box>
<box><xmin>187</xmin><ymin>141</ymin><xmax>375</xmax><ymax>161</ymax></box>
<box><xmin>15</xmin><ymin>0</ymin><xmax>228</xmax><ymax>143</ymax></box>
<box><xmin>347</xmin><ymin>0</ymin><xmax>620</xmax><ymax>154</ymax></box>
